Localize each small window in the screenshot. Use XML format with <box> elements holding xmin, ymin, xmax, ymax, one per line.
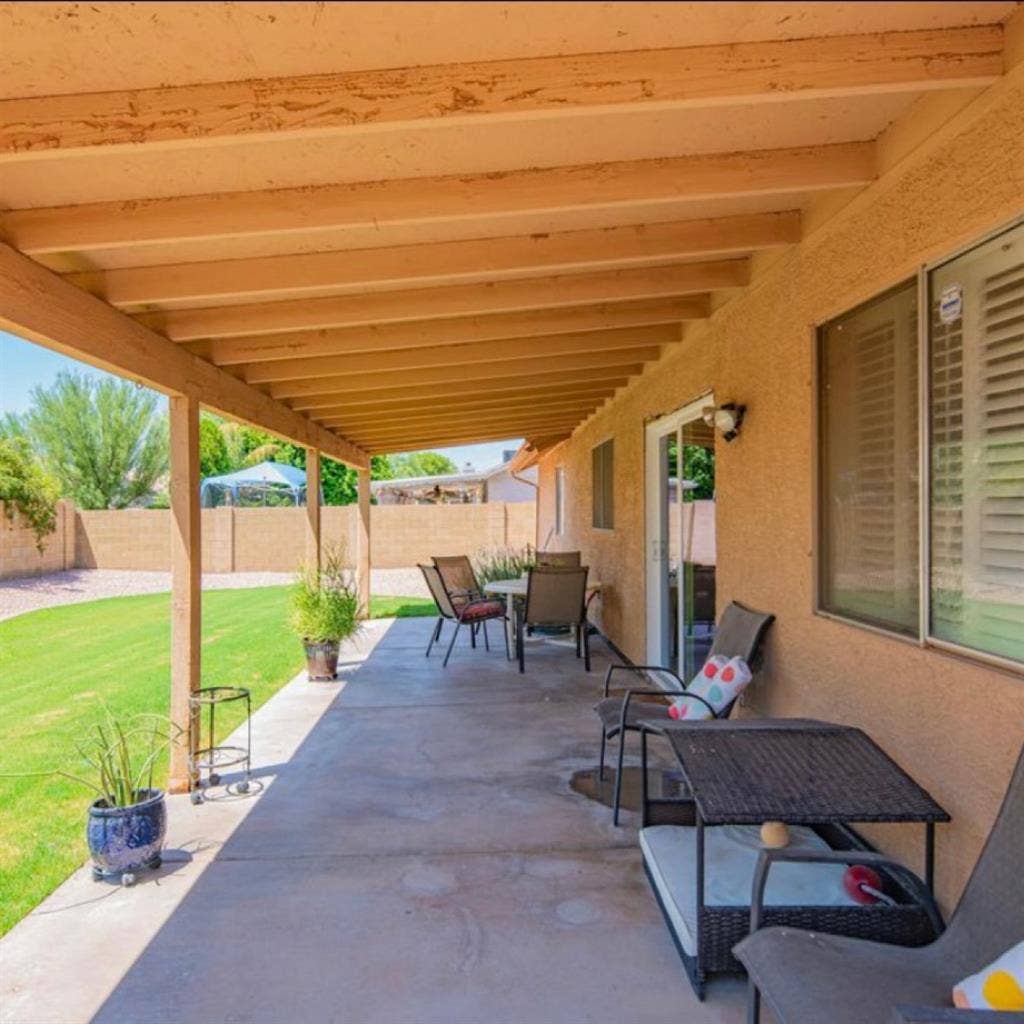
<box><xmin>554</xmin><ymin>466</ymin><xmax>566</xmax><ymax>535</ymax></box>
<box><xmin>592</xmin><ymin>439</ymin><xmax>614</xmax><ymax>529</ymax></box>
<box><xmin>818</xmin><ymin>280</ymin><xmax>920</xmax><ymax>635</ymax></box>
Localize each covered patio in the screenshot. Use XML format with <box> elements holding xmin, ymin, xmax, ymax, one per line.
<box><xmin>0</xmin><ymin>619</ymin><xmax>744</xmax><ymax>1023</ymax></box>
<box><xmin>2</xmin><ymin>3</ymin><xmax>1023</xmax><ymax>1022</ymax></box>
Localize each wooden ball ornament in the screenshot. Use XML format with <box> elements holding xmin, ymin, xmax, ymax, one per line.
<box><xmin>760</xmin><ymin>821</ymin><xmax>790</xmax><ymax>848</ymax></box>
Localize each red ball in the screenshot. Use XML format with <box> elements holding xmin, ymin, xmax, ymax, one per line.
<box><xmin>843</xmin><ymin>865</ymin><xmax>883</xmax><ymax>904</ymax></box>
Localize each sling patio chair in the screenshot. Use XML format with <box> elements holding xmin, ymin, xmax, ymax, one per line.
<box><xmin>515</xmin><ymin>564</ymin><xmax>591</xmax><ymax>674</ymax></box>
<box><xmin>432</xmin><ymin>554</ymin><xmax>484</xmax><ymax>608</ymax></box>
<box><xmin>594</xmin><ymin>600</ymin><xmax>775</xmax><ymax>824</ymax></box>
<box><xmin>536</xmin><ymin>550</ymin><xmax>582</xmax><ymax>567</ymax></box>
<box><xmin>735</xmin><ymin>743</ymin><xmax>1024</xmax><ymax>1024</ymax></box>
<box><xmin>419</xmin><ymin>564</ymin><xmax>508</xmax><ymax>667</ymax></box>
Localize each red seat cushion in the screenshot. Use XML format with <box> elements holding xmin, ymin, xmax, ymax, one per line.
<box><xmin>460</xmin><ymin>600</ymin><xmax>505</xmax><ymax>621</ymax></box>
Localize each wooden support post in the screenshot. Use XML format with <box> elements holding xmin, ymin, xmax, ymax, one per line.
<box><xmin>168</xmin><ymin>395</ymin><xmax>201</xmax><ymax>794</ymax></box>
<box><xmin>356</xmin><ymin>469</ymin><xmax>371</xmax><ymax>614</ymax></box>
<box><xmin>305</xmin><ymin>447</ymin><xmax>321</xmax><ymax>568</ymax></box>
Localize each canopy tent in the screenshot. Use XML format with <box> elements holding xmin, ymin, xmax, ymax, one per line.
<box><xmin>200</xmin><ymin>461</ymin><xmax>310</xmax><ymax>507</ymax></box>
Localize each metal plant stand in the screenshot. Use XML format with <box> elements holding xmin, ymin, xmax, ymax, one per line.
<box><xmin>188</xmin><ymin>686</ymin><xmax>252</xmax><ymax>804</ymax></box>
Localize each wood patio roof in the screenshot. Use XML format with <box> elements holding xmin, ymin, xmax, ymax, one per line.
<box><xmin>1</xmin><ymin>1</ymin><xmax>1019</xmax><ymax>459</ymax></box>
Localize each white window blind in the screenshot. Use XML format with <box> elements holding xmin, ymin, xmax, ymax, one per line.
<box><xmin>818</xmin><ymin>281</ymin><xmax>919</xmax><ymax>634</ymax></box>
<box><xmin>929</xmin><ymin>222</ymin><xmax>1024</xmax><ymax>663</ymax></box>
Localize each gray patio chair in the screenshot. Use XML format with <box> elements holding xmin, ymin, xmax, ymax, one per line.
<box><xmin>432</xmin><ymin>554</ymin><xmax>484</xmax><ymax>608</ymax></box>
<box><xmin>736</xmin><ymin>743</ymin><xmax>1024</xmax><ymax>1024</ymax></box>
<box><xmin>594</xmin><ymin>600</ymin><xmax>775</xmax><ymax>824</ymax></box>
<box><xmin>536</xmin><ymin>550</ymin><xmax>582</xmax><ymax>567</ymax></box>
<box><xmin>515</xmin><ymin>565</ymin><xmax>590</xmax><ymax>673</ymax></box>
<box><xmin>419</xmin><ymin>564</ymin><xmax>508</xmax><ymax>666</ymax></box>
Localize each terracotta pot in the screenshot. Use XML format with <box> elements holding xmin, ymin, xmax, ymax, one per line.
<box><xmin>303</xmin><ymin>639</ymin><xmax>339</xmax><ymax>681</ymax></box>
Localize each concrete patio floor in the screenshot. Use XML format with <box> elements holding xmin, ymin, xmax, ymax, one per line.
<box><xmin>0</xmin><ymin>617</ymin><xmax>745</xmax><ymax>1024</ymax></box>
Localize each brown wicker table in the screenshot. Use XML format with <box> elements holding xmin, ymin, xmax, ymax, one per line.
<box><xmin>637</xmin><ymin>718</ymin><xmax>950</xmax><ymax>998</ymax></box>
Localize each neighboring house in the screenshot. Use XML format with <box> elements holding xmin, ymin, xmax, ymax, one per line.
<box><xmin>372</xmin><ymin>451</ymin><xmax>538</xmax><ymax>505</ymax></box>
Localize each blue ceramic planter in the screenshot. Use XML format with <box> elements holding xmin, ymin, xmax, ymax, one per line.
<box><xmin>87</xmin><ymin>788</ymin><xmax>166</xmax><ymax>879</ymax></box>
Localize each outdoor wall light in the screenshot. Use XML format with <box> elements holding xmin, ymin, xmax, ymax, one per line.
<box><xmin>701</xmin><ymin>402</ymin><xmax>746</xmax><ymax>442</ymax></box>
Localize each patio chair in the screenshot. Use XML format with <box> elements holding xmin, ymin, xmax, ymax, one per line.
<box><xmin>419</xmin><ymin>564</ymin><xmax>508</xmax><ymax>667</ymax></box>
<box><xmin>595</xmin><ymin>600</ymin><xmax>775</xmax><ymax>824</ymax></box>
<box><xmin>515</xmin><ymin>565</ymin><xmax>590</xmax><ymax>674</ymax></box>
<box><xmin>432</xmin><ymin>554</ymin><xmax>484</xmax><ymax>608</ymax></box>
<box><xmin>536</xmin><ymin>550</ymin><xmax>582</xmax><ymax>567</ymax></box>
<box><xmin>736</xmin><ymin>743</ymin><xmax>1024</xmax><ymax>1024</ymax></box>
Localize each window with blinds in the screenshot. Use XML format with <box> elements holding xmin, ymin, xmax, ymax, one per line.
<box><xmin>929</xmin><ymin>221</ymin><xmax>1024</xmax><ymax>663</ymax></box>
<box><xmin>592</xmin><ymin>440</ymin><xmax>614</xmax><ymax>529</ymax></box>
<box><xmin>818</xmin><ymin>280</ymin><xmax>920</xmax><ymax>634</ymax></box>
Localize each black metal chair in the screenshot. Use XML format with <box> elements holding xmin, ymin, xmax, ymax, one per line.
<box><xmin>432</xmin><ymin>554</ymin><xmax>484</xmax><ymax>607</ymax></box>
<box><xmin>419</xmin><ymin>564</ymin><xmax>508</xmax><ymax>667</ymax></box>
<box><xmin>594</xmin><ymin>600</ymin><xmax>775</xmax><ymax>824</ymax></box>
<box><xmin>515</xmin><ymin>565</ymin><xmax>590</xmax><ymax>674</ymax></box>
<box><xmin>736</xmin><ymin>744</ymin><xmax>1024</xmax><ymax>1024</ymax></box>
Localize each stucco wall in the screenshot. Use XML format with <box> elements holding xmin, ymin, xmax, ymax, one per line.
<box><xmin>537</xmin><ymin>68</ymin><xmax>1024</xmax><ymax>911</ymax></box>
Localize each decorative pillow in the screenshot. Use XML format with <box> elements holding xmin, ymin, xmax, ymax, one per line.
<box><xmin>668</xmin><ymin>655</ymin><xmax>753</xmax><ymax>721</ymax></box>
<box><xmin>954</xmin><ymin>939</ymin><xmax>1024</xmax><ymax>1010</ymax></box>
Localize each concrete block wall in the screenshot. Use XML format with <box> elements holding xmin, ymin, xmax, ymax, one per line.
<box><xmin>0</xmin><ymin>499</ymin><xmax>74</xmax><ymax>578</ymax></box>
<box><xmin>1</xmin><ymin>502</ymin><xmax>536</xmax><ymax>577</ymax></box>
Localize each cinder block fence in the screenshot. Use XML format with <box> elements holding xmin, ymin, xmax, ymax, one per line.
<box><xmin>0</xmin><ymin>501</ymin><xmax>536</xmax><ymax>579</ymax></box>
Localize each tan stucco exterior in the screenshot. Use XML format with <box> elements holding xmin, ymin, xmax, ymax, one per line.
<box><xmin>537</xmin><ymin>64</ymin><xmax>1024</xmax><ymax>912</ymax></box>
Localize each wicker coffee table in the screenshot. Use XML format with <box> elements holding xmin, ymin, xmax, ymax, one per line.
<box><xmin>637</xmin><ymin>718</ymin><xmax>950</xmax><ymax>999</ymax></box>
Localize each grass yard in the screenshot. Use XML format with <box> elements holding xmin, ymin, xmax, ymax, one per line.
<box><xmin>0</xmin><ymin>586</ymin><xmax>435</xmax><ymax>936</ymax></box>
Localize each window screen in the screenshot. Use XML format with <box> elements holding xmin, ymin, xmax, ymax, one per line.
<box><xmin>818</xmin><ymin>280</ymin><xmax>920</xmax><ymax>634</ymax></box>
<box><xmin>592</xmin><ymin>440</ymin><xmax>614</xmax><ymax>529</ymax></box>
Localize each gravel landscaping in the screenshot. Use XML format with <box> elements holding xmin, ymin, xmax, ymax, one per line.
<box><xmin>0</xmin><ymin>567</ymin><xmax>428</xmax><ymax>621</ymax></box>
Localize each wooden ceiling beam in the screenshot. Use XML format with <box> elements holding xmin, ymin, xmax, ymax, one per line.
<box><xmin>192</xmin><ymin>302</ymin><xmax>689</xmax><ymax>367</ymax></box>
<box><xmin>122</xmin><ymin>221</ymin><xmax>771</xmax><ymax>321</ymax></box>
<box><xmin>320</xmin><ymin>400</ymin><xmax>606</xmax><ymax>433</ymax></box>
<box><xmin>299</xmin><ymin>380</ymin><xmax>622</xmax><ymax>417</ymax></box>
<box><xmin>273</xmin><ymin>352</ymin><xmax>650</xmax><ymax>401</ymax></box>
<box><xmin>318</xmin><ymin>391</ymin><xmax>611</xmax><ymax>429</ymax></box>
<box><xmin>0</xmin><ymin>243</ymin><xmax>367</xmax><ymax>468</ymax></box>
<box><xmin>351</xmin><ymin>415</ymin><xmax>588</xmax><ymax>448</ymax></box>
<box><xmin>144</xmin><ymin>266</ymin><xmax>716</xmax><ymax>342</ymax></box>
<box><xmin>289</xmin><ymin>373</ymin><xmax>632</xmax><ymax>413</ymax></box>
<box><xmin>240</xmin><ymin>325</ymin><xmax>676</xmax><ymax>385</ymax></box>
<box><xmin>371</xmin><ymin>427</ymin><xmax>571</xmax><ymax>456</ymax></box>
<box><xmin>4</xmin><ymin>144</ymin><xmax>873</xmax><ymax>255</ymax></box>
<box><xmin>0</xmin><ymin>27</ymin><xmax>1001</xmax><ymax>160</ymax></box>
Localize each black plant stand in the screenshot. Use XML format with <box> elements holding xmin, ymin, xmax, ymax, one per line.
<box><xmin>188</xmin><ymin>686</ymin><xmax>252</xmax><ymax>804</ymax></box>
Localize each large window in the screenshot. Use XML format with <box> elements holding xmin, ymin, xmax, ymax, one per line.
<box><xmin>929</xmin><ymin>223</ymin><xmax>1024</xmax><ymax>664</ymax></box>
<box><xmin>592</xmin><ymin>439</ymin><xmax>614</xmax><ymax>529</ymax></box>
<box><xmin>818</xmin><ymin>280</ymin><xmax>920</xmax><ymax>635</ymax></box>
<box><xmin>817</xmin><ymin>219</ymin><xmax>1024</xmax><ymax>668</ymax></box>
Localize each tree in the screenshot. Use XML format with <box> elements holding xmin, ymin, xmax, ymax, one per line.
<box><xmin>204</xmin><ymin>415</ymin><xmax>393</xmax><ymax>504</ymax></box>
<box><xmin>198</xmin><ymin>414</ymin><xmax>230</xmax><ymax>477</ymax></box>
<box><xmin>18</xmin><ymin>371</ymin><xmax>168</xmax><ymax>509</ymax></box>
<box><xmin>389</xmin><ymin>451</ymin><xmax>458</xmax><ymax>478</ymax></box>
<box><xmin>0</xmin><ymin>436</ymin><xmax>60</xmax><ymax>549</ymax></box>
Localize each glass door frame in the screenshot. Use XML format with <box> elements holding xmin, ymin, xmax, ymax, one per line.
<box><xmin>644</xmin><ymin>393</ymin><xmax>714</xmax><ymax>675</ymax></box>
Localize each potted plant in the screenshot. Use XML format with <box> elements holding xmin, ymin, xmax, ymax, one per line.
<box><xmin>290</xmin><ymin>546</ymin><xmax>363</xmax><ymax>681</ymax></box>
<box><xmin>23</xmin><ymin>708</ymin><xmax>180</xmax><ymax>886</ymax></box>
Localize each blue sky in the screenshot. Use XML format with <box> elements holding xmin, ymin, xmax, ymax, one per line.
<box><xmin>0</xmin><ymin>330</ymin><xmax>519</xmax><ymax>468</ymax></box>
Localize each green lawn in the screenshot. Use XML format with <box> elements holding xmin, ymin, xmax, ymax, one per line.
<box><xmin>0</xmin><ymin>586</ymin><xmax>435</xmax><ymax>936</ymax></box>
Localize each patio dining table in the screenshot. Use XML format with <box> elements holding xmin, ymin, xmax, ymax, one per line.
<box><xmin>483</xmin><ymin>576</ymin><xmax>603</xmax><ymax>658</ymax></box>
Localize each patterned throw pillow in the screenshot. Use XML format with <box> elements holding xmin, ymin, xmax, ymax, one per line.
<box><xmin>668</xmin><ymin>655</ymin><xmax>753</xmax><ymax>721</ymax></box>
<box><xmin>954</xmin><ymin>939</ymin><xmax>1024</xmax><ymax>1010</ymax></box>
